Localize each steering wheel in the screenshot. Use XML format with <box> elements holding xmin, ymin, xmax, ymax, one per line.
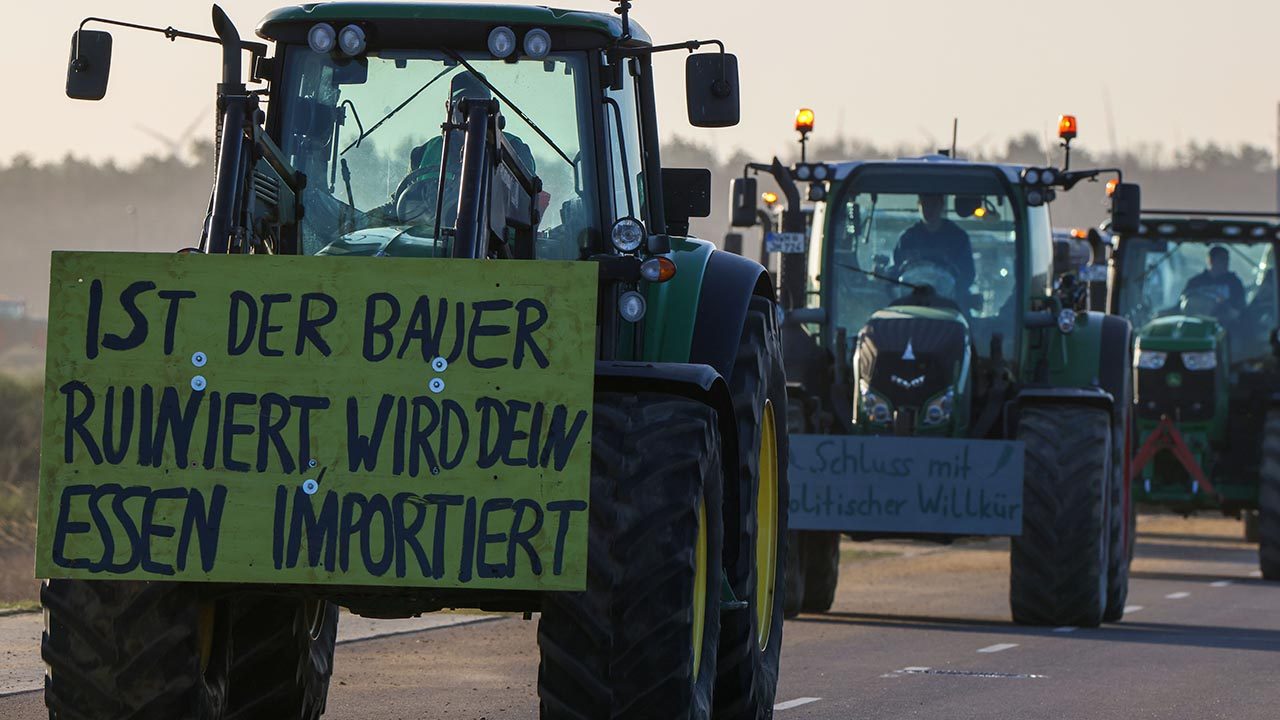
<box><xmin>897</xmin><ymin>259</ymin><xmax>960</xmax><ymax>299</ymax></box>
<box><xmin>393</xmin><ymin>168</ymin><xmax>441</xmax><ymax>225</ymax></box>
<box><xmin>1179</xmin><ymin>288</ymin><xmax>1225</xmax><ymax>318</ymax></box>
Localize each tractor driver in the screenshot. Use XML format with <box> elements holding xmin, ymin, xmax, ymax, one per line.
<box><xmin>893</xmin><ymin>193</ymin><xmax>977</xmax><ymax>303</ymax></box>
<box><xmin>390</xmin><ymin>71</ymin><xmax>542</xmax><ymax>231</ymax></box>
<box><xmin>1181</xmin><ymin>246</ymin><xmax>1246</xmax><ymax>321</ymax></box>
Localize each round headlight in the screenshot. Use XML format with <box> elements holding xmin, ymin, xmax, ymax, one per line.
<box><xmin>523</xmin><ymin>28</ymin><xmax>551</xmax><ymax>59</ymax></box>
<box><xmin>611</xmin><ymin>217</ymin><xmax>645</xmax><ymax>253</ymax></box>
<box><xmin>1023</xmin><ymin>168</ymin><xmax>1041</xmax><ymax>185</ymax></box>
<box><xmin>1025</xmin><ymin>189</ymin><xmax>1044</xmax><ymax>206</ymax></box>
<box><xmin>337</xmin><ymin>25</ymin><xmax>366</xmax><ymax>56</ymax></box>
<box><xmin>308</xmin><ymin>23</ymin><xmax>337</xmax><ymax>54</ymax></box>
<box><xmin>488</xmin><ymin>26</ymin><xmax>517</xmax><ymax>59</ymax></box>
<box><xmin>1057</xmin><ymin>309</ymin><xmax>1077</xmax><ymax>334</ymax></box>
<box><xmin>813</xmin><ymin>164</ymin><xmax>829</xmax><ymax>181</ymax></box>
<box><xmin>619</xmin><ymin>291</ymin><xmax>647</xmax><ymax>322</ymax></box>
<box><xmin>795</xmin><ymin>165</ymin><xmax>812</xmax><ymax>181</ymax></box>
<box><xmin>1041</xmin><ymin>168</ymin><xmax>1059</xmax><ymax>186</ymax></box>
<box><xmin>926</xmin><ymin>405</ymin><xmax>943</xmax><ymax>424</ymax></box>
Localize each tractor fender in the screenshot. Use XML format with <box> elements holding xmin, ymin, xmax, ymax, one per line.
<box><xmin>595</xmin><ymin>361</ymin><xmax>743</xmax><ymax>559</ymax></box>
<box><xmin>1049</xmin><ymin>310</ymin><xmax>1132</xmax><ymax>418</ymax></box>
<box><xmin>1004</xmin><ymin>386</ymin><xmax>1115</xmax><ymax>438</ymax></box>
<box><xmin>689</xmin><ymin>248</ymin><xmax>775</xmax><ymax>381</ymax></box>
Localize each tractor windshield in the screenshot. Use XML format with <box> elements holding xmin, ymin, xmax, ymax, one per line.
<box><xmin>825</xmin><ymin>166</ymin><xmax>1022</xmax><ymax>362</ymax></box>
<box><xmin>1115</xmin><ymin>234</ymin><xmax>1278</xmax><ymax>364</ymax></box>
<box><xmin>277</xmin><ymin>48</ymin><xmax>598</xmax><ymax>259</ymax></box>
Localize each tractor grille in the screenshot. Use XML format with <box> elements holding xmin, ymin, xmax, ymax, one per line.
<box><xmin>858</xmin><ymin>315</ymin><xmax>965</xmax><ymax>409</ymax></box>
<box><xmin>1135</xmin><ymin>353</ymin><xmax>1215</xmax><ymax>422</ymax></box>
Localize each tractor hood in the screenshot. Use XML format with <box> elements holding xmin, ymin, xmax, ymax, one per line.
<box><xmin>1136</xmin><ymin>315</ymin><xmax>1222</xmax><ymax>352</ymax></box>
<box><xmin>857</xmin><ymin>306</ymin><xmax>969</xmax><ymax>411</ymax></box>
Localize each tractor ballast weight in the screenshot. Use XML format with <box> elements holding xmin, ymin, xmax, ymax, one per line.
<box><xmin>729</xmin><ymin>148</ymin><xmax>1138</xmax><ymax>627</ymax></box>
<box><xmin>46</xmin><ymin>3</ymin><xmax>792</xmax><ymax>718</ymax></box>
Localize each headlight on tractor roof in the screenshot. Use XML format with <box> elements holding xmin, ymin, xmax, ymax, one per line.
<box><xmin>1135</xmin><ymin>350</ymin><xmax>1167</xmax><ymax>370</ymax></box>
<box><xmin>488</xmin><ymin>26</ymin><xmax>517</xmax><ymax>59</ymax></box>
<box><xmin>1181</xmin><ymin>351</ymin><xmax>1217</xmax><ymax>371</ymax></box>
<box><xmin>307</xmin><ymin>23</ymin><xmax>337</xmax><ymax>54</ymax></box>
<box><xmin>523</xmin><ymin>28</ymin><xmax>552</xmax><ymax>59</ymax></box>
<box><xmin>337</xmin><ymin>25</ymin><xmax>366</xmax><ymax>56</ymax></box>
<box><xmin>610</xmin><ymin>217</ymin><xmax>645</xmax><ymax>253</ymax></box>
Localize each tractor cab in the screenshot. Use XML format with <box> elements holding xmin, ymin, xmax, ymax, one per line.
<box><xmin>1111</xmin><ymin>212</ymin><xmax>1280</xmax><ymax>509</ymax></box>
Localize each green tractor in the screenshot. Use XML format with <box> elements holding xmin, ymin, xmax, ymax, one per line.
<box><xmin>45</xmin><ymin>2</ymin><xmax>788</xmax><ymax>718</ymax></box>
<box><xmin>1108</xmin><ymin>211</ymin><xmax>1280</xmax><ymax>579</ymax></box>
<box><xmin>730</xmin><ymin>118</ymin><xmax>1142</xmax><ymax>627</ymax></box>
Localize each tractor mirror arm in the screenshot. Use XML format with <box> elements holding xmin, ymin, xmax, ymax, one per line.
<box><xmin>1060</xmin><ymin>167</ymin><xmax>1123</xmax><ymax>192</ymax></box>
<box><xmin>74</xmin><ymin>15</ymin><xmax>267</xmax><ymax>64</ymax></box>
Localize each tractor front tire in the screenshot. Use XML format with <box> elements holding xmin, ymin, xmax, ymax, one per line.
<box><xmin>224</xmin><ymin>596</ymin><xmax>338</xmax><ymax>720</ymax></box>
<box><xmin>1259</xmin><ymin>410</ymin><xmax>1280</xmax><ymax>580</ymax></box>
<box><xmin>1104</xmin><ymin>384</ymin><xmax>1133</xmax><ymax>622</ymax></box>
<box><xmin>1011</xmin><ymin>405</ymin><xmax>1111</xmax><ymax>627</ymax></box>
<box><xmin>716</xmin><ymin>296</ymin><xmax>788</xmax><ymax>719</ymax></box>
<box><xmin>799</xmin><ymin>532</ymin><xmax>840</xmax><ymax>614</ymax></box>
<box><xmin>43</xmin><ymin>579</ymin><xmax>229</xmax><ymax>720</ymax></box>
<box><xmin>538</xmin><ymin>393</ymin><xmax>724</xmax><ymax>720</ymax></box>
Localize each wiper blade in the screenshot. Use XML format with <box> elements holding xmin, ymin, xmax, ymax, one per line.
<box><xmin>444</xmin><ymin>50</ymin><xmax>573</xmax><ymax>166</ymax></box>
<box><xmin>341</xmin><ymin>65</ymin><xmax>456</xmax><ymax>155</ymax></box>
<box><xmin>837</xmin><ymin>263</ymin><xmax>923</xmax><ymax>292</ymax></box>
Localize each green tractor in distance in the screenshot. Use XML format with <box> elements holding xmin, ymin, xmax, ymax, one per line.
<box><xmin>729</xmin><ymin>117</ymin><xmax>1143</xmax><ymax>627</ymax></box>
<box><xmin>1108</xmin><ymin>211</ymin><xmax>1280</xmax><ymax>579</ymax></box>
<box><xmin>49</xmin><ymin>2</ymin><xmax>789</xmax><ymax>718</ymax></box>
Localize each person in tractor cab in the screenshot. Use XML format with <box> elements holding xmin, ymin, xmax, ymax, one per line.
<box><xmin>1181</xmin><ymin>245</ymin><xmax>1246</xmax><ymax>321</ymax></box>
<box><xmin>892</xmin><ymin>193</ymin><xmax>977</xmax><ymax>305</ymax></box>
<box><xmin>387</xmin><ymin>70</ymin><xmax>542</xmax><ymax>229</ymax></box>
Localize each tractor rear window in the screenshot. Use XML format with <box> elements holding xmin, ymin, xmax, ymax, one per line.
<box><xmin>277</xmin><ymin>48</ymin><xmax>599</xmax><ymax>260</ymax></box>
<box><xmin>1116</xmin><ymin>236</ymin><xmax>1278</xmax><ymax>365</ymax></box>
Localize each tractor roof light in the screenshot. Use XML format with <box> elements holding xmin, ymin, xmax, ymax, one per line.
<box><xmin>1059</xmin><ymin>114</ymin><xmax>1078</xmax><ymax>141</ymax></box>
<box><xmin>488</xmin><ymin>26</ymin><xmax>517</xmax><ymax>59</ymax></box>
<box><xmin>337</xmin><ymin>24</ymin><xmax>366</xmax><ymax>56</ymax></box>
<box><xmin>1106</xmin><ymin>179</ymin><xmax>1119</xmax><ymax>197</ymax></box>
<box><xmin>523</xmin><ymin>28</ymin><xmax>551</xmax><ymax>59</ymax></box>
<box><xmin>307</xmin><ymin>23</ymin><xmax>337</xmax><ymax>54</ymax></box>
<box><xmin>762</xmin><ymin>191</ymin><xmax>779</xmax><ymax>206</ymax></box>
<box><xmin>795</xmin><ymin>107</ymin><xmax>815</xmax><ymax>135</ymax></box>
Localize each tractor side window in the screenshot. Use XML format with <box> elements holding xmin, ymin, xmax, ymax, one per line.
<box><xmin>604</xmin><ymin>58</ymin><xmax>648</xmax><ymax>226</ymax></box>
<box><xmin>1025</xmin><ymin>204</ymin><xmax>1053</xmax><ymax>296</ymax></box>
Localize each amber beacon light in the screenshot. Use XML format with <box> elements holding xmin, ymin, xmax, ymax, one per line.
<box><xmin>1058</xmin><ymin>114</ymin><xmax>1078</xmax><ymax>141</ymax></box>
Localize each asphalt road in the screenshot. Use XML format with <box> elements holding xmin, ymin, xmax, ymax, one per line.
<box><xmin>1</xmin><ymin>514</ymin><xmax>1275</xmax><ymax>719</ymax></box>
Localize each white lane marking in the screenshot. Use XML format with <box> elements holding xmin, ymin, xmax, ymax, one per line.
<box><xmin>1124</xmin><ymin>605</ymin><xmax>1144</xmax><ymax>614</ymax></box>
<box><xmin>977</xmin><ymin>643</ymin><xmax>1018</xmax><ymax>653</ymax></box>
<box><xmin>774</xmin><ymin>697</ymin><xmax>822</xmax><ymax>711</ymax></box>
<box><xmin>1210</xmin><ymin>580</ymin><xmax>1233</xmax><ymax>587</ymax></box>
<box><xmin>1165</xmin><ymin>591</ymin><xmax>1190</xmax><ymax>600</ymax></box>
<box><xmin>1052</xmin><ymin>626</ymin><xmax>1077</xmax><ymax>633</ymax></box>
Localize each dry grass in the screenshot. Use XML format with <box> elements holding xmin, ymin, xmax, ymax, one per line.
<box><xmin>0</xmin><ymin>372</ymin><xmax>40</xmax><ymax>603</ymax></box>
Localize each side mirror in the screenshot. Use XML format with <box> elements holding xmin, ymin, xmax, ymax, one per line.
<box><xmin>661</xmin><ymin>168</ymin><xmax>712</xmax><ymax>236</ymax></box>
<box><xmin>730</xmin><ymin>176</ymin><xmax>758</xmax><ymax>227</ymax></box>
<box><xmin>66</xmin><ymin>30</ymin><xmax>113</xmax><ymax>100</ymax></box>
<box><xmin>723</xmin><ymin>232</ymin><xmax>744</xmax><ymax>255</ymax></box>
<box><xmin>686</xmin><ymin>53</ymin><xmax>740</xmax><ymax>128</ymax></box>
<box><xmin>1110</xmin><ymin>182</ymin><xmax>1141</xmax><ymax>235</ymax></box>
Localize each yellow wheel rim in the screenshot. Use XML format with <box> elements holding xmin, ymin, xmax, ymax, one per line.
<box><xmin>197</xmin><ymin>602</ymin><xmax>216</xmax><ymax>675</ymax></box>
<box><xmin>755</xmin><ymin>400</ymin><xmax>779</xmax><ymax>651</ymax></box>
<box><xmin>692</xmin><ymin>499</ymin><xmax>708</xmax><ymax>681</ymax></box>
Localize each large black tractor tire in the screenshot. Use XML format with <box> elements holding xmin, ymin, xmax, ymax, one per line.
<box><xmin>1104</xmin><ymin>377</ymin><xmax>1133</xmax><ymax>622</ymax></box>
<box><xmin>224</xmin><ymin>596</ymin><xmax>339</xmax><ymax>720</ymax></box>
<box><xmin>716</xmin><ymin>295</ymin><xmax>789</xmax><ymax>719</ymax></box>
<box><xmin>799</xmin><ymin>532</ymin><xmax>841</xmax><ymax>614</ymax></box>
<box><xmin>43</xmin><ymin>579</ymin><xmax>229</xmax><ymax>720</ymax></box>
<box><xmin>1244</xmin><ymin>511</ymin><xmax>1260</xmax><ymax>544</ymax></box>
<box><xmin>538</xmin><ymin>393</ymin><xmax>724</xmax><ymax>720</ymax></box>
<box><xmin>1259</xmin><ymin>410</ymin><xmax>1280</xmax><ymax>580</ymax></box>
<box><xmin>783</xmin><ymin>532</ymin><xmax>804</xmax><ymax>619</ymax></box>
<box><xmin>1011</xmin><ymin>405</ymin><xmax>1111</xmax><ymax>627</ymax></box>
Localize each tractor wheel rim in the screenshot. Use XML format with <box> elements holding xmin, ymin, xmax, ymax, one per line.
<box><xmin>197</xmin><ymin>601</ymin><xmax>216</xmax><ymax>675</ymax></box>
<box><xmin>692</xmin><ymin>499</ymin><xmax>708</xmax><ymax>681</ymax></box>
<box><xmin>756</xmin><ymin>400</ymin><xmax>779</xmax><ymax>651</ymax></box>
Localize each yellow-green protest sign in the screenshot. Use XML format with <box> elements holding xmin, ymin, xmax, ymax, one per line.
<box><xmin>36</xmin><ymin>252</ymin><xmax>597</xmax><ymax>591</ymax></box>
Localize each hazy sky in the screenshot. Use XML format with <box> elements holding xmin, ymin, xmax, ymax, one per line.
<box><xmin>6</xmin><ymin>0</ymin><xmax>1280</xmax><ymax>165</ymax></box>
